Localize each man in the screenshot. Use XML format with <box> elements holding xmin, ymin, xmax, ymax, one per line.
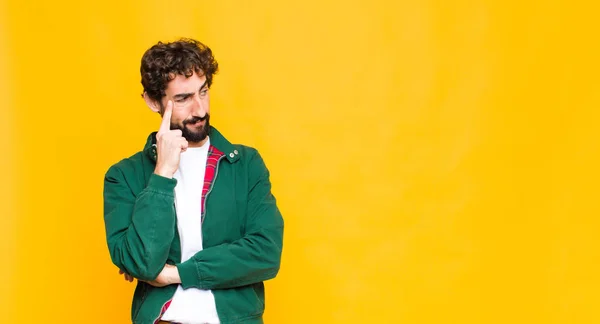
<box><xmin>103</xmin><ymin>38</ymin><xmax>284</xmax><ymax>324</ymax></box>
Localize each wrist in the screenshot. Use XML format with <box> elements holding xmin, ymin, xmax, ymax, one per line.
<box><xmin>168</xmin><ymin>265</ymin><xmax>181</xmax><ymax>284</ymax></box>
<box><xmin>154</xmin><ymin>165</ymin><xmax>173</xmax><ymax>178</ymax></box>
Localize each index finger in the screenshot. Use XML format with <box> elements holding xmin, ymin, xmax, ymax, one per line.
<box><xmin>159</xmin><ymin>100</ymin><xmax>173</xmax><ymax>132</ymax></box>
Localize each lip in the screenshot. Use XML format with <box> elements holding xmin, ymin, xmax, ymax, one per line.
<box><xmin>187</xmin><ymin>120</ymin><xmax>205</xmax><ymax>126</ymax></box>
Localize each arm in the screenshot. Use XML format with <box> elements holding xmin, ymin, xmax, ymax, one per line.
<box><xmin>105</xmin><ymin>101</ymin><xmax>187</xmax><ymax>281</ymax></box>
<box><xmin>103</xmin><ymin>166</ymin><xmax>177</xmax><ymax>281</ymax></box>
<box><xmin>176</xmin><ymin>150</ymin><xmax>284</xmax><ymax>290</ymax></box>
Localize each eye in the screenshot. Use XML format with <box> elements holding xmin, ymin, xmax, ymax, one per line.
<box><xmin>200</xmin><ymin>88</ymin><xmax>208</xmax><ymax>96</ymax></box>
<box><xmin>176</xmin><ymin>96</ymin><xmax>191</xmax><ymax>103</ymax></box>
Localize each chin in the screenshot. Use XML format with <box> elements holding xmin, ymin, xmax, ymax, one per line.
<box><xmin>186</xmin><ymin>132</ymin><xmax>208</xmax><ymax>143</ymax></box>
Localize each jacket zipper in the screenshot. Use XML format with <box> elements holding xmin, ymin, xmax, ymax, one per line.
<box><xmin>201</xmin><ymin>155</ymin><xmax>225</xmax><ymax>225</ymax></box>
<box><xmin>151</xmin><ymin>299</ymin><xmax>171</xmax><ymax>324</ymax></box>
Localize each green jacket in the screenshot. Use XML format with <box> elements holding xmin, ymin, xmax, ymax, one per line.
<box><xmin>103</xmin><ymin>126</ymin><xmax>284</xmax><ymax>324</ymax></box>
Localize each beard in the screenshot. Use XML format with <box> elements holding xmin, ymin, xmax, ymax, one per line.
<box><xmin>171</xmin><ymin>113</ymin><xmax>210</xmax><ymax>143</ymax></box>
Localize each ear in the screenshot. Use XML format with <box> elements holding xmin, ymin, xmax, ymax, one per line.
<box><xmin>143</xmin><ymin>92</ymin><xmax>162</xmax><ymax>114</ymax></box>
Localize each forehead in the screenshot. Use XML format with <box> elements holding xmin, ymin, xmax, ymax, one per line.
<box><xmin>165</xmin><ymin>71</ymin><xmax>207</xmax><ymax>95</ymax></box>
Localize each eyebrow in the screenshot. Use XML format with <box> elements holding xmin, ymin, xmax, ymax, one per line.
<box><xmin>172</xmin><ymin>80</ymin><xmax>208</xmax><ymax>100</ymax></box>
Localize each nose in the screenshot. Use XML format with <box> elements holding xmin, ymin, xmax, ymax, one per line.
<box><xmin>191</xmin><ymin>93</ymin><xmax>207</xmax><ymax>118</ymax></box>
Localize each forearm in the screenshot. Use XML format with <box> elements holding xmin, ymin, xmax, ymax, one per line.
<box><xmin>105</xmin><ymin>170</ymin><xmax>177</xmax><ymax>281</ymax></box>
<box><xmin>176</xmin><ymin>225</ymin><xmax>283</xmax><ymax>290</ymax></box>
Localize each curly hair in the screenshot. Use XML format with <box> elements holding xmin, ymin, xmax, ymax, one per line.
<box><xmin>140</xmin><ymin>38</ymin><xmax>219</xmax><ymax>102</ymax></box>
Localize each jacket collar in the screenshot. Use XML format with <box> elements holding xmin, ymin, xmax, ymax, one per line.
<box><xmin>143</xmin><ymin>126</ymin><xmax>240</xmax><ymax>163</ymax></box>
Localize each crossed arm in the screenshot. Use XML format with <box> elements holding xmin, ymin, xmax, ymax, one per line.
<box><xmin>103</xmin><ymin>150</ymin><xmax>284</xmax><ymax>289</ymax></box>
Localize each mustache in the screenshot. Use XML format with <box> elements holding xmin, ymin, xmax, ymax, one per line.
<box><xmin>183</xmin><ymin>114</ymin><xmax>209</xmax><ymax>126</ymax></box>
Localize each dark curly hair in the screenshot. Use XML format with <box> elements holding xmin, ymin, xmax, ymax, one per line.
<box><xmin>140</xmin><ymin>38</ymin><xmax>219</xmax><ymax>102</ymax></box>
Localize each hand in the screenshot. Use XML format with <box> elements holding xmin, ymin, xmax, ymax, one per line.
<box><xmin>143</xmin><ymin>264</ymin><xmax>181</xmax><ymax>288</ymax></box>
<box><xmin>119</xmin><ymin>269</ymin><xmax>134</xmax><ymax>283</ymax></box>
<box><xmin>154</xmin><ymin>101</ymin><xmax>188</xmax><ymax>178</ymax></box>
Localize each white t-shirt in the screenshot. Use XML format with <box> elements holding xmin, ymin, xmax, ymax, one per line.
<box><xmin>161</xmin><ymin>137</ymin><xmax>220</xmax><ymax>324</ymax></box>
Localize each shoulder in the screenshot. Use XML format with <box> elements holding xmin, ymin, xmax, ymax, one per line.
<box><xmin>104</xmin><ymin>150</ymin><xmax>147</xmax><ymax>181</ymax></box>
<box><xmin>234</xmin><ymin>144</ymin><xmax>259</xmax><ymax>158</ymax></box>
<box><xmin>230</xmin><ymin>144</ymin><xmax>273</xmax><ymax>181</ymax></box>
<box><xmin>231</xmin><ymin>144</ymin><xmax>268</xmax><ymax>164</ymax></box>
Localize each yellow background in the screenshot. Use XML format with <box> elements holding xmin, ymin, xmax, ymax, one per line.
<box><xmin>1</xmin><ymin>0</ymin><xmax>599</xmax><ymax>323</ymax></box>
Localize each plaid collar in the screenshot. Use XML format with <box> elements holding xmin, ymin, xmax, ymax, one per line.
<box><xmin>143</xmin><ymin>126</ymin><xmax>240</xmax><ymax>164</ymax></box>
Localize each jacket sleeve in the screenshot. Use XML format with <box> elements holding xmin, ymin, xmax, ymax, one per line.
<box><xmin>176</xmin><ymin>150</ymin><xmax>284</xmax><ymax>290</ymax></box>
<box><xmin>103</xmin><ymin>164</ymin><xmax>177</xmax><ymax>281</ymax></box>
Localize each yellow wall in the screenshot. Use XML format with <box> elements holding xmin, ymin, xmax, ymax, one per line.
<box><xmin>0</xmin><ymin>0</ymin><xmax>16</xmax><ymax>320</ymax></box>
<box><xmin>2</xmin><ymin>0</ymin><xmax>599</xmax><ymax>323</ymax></box>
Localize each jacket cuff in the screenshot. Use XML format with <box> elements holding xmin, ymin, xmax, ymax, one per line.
<box><xmin>177</xmin><ymin>260</ymin><xmax>201</xmax><ymax>289</ymax></box>
<box><xmin>146</xmin><ymin>173</ymin><xmax>177</xmax><ymax>195</ymax></box>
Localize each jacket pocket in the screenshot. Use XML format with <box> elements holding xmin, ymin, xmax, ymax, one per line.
<box><xmin>238</xmin><ymin>284</ymin><xmax>264</xmax><ymax>314</ymax></box>
<box><xmin>217</xmin><ymin>284</ymin><xmax>265</xmax><ymax>322</ymax></box>
<box><xmin>252</xmin><ymin>282</ymin><xmax>265</xmax><ymax>310</ymax></box>
<box><xmin>131</xmin><ymin>282</ymin><xmax>148</xmax><ymax>322</ymax></box>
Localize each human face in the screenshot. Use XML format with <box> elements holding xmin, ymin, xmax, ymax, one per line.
<box><xmin>161</xmin><ymin>71</ymin><xmax>211</xmax><ymax>146</ymax></box>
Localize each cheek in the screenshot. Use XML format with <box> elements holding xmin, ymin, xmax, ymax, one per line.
<box><xmin>171</xmin><ymin>108</ymin><xmax>191</xmax><ymax>124</ymax></box>
<box><xmin>203</xmin><ymin>96</ymin><xmax>210</xmax><ymax>112</ymax></box>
